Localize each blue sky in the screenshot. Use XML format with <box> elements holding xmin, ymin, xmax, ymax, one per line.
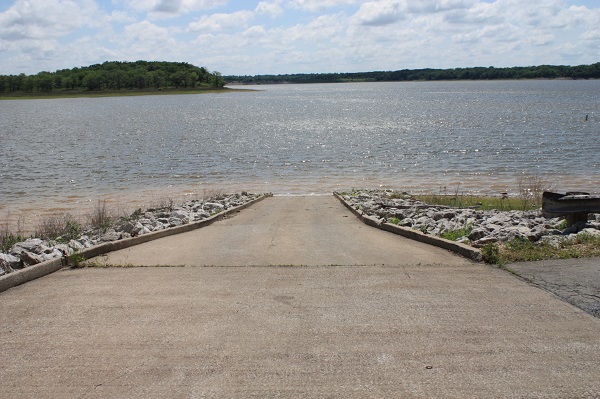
<box><xmin>1</xmin><ymin>0</ymin><xmax>599</xmax><ymax>75</ymax></box>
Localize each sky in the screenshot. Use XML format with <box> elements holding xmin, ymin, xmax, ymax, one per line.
<box><xmin>0</xmin><ymin>0</ymin><xmax>599</xmax><ymax>76</ymax></box>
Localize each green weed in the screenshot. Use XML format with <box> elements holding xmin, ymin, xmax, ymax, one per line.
<box><xmin>440</xmin><ymin>224</ymin><xmax>473</xmax><ymax>241</ymax></box>
<box><xmin>69</xmin><ymin>250</ymin><xmax>86</xmax><ymax>268</ymax></box>
<box><xmin>497</xmin><ymin>234</ymin><xmax>600</xmax><ymax>264</ymax></box>
<box><xmin>481</xmin><ymin>242</ymin><xmax>503</xmax><ymax>265</ymax></box>
<box><xmin>89</xmin><ymin>200</ymin><xmax>113</xmax><ymax>233</ymax></box>
<box><xmin>554</xmin><ymin>219</ymin><xmax>568</xmax><ymax>230</ymax></box>
<box><xmin>1</xmin><ymin>214</ymin><xmax>26</xmax><ymax>253</ymax></box>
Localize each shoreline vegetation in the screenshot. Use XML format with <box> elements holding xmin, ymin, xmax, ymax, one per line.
<box><xmin>0</xmin><ymin>60</ymin><xmax>226</xmax><ymax>100</ymax></box>
<box><xmin>0</xmin><ymin>86</ymin><xmax>245</xmax><ymax>100</ymax></box>
<box><xmin>225</xmin><ymin>62</ymin><xmax>600</xmax><ymax>84</ymax></box>
<box><xmin>2</xmin><ymin>60</ymin><xmax>599</xmax><ymax>99</ymax></box>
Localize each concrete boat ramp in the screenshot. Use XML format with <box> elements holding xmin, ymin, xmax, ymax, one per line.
<box><xmin>1</xmin><ymin>196</ymin><xmax>599</xmax><ymax>398</ymax></box>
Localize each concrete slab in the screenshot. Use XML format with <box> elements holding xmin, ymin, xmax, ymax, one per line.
<box><xmin>1</xmin><ymin>196</ymin><xmax>599</xmax><ymax>398</ymax></box>
<box><xmin>92</xmin><ymin>196</ymin><xmax>473</xmax><ymax>267</ymax></box>
<box><xmin>1</xmin><ymin>265</ymin><xmax>599</xmax><ymax>398</ymax></box>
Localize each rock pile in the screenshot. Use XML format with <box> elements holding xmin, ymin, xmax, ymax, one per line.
<box><xmin>339</xmin><ymin>189</ymin><xmax>600</xmax><ymax>247</ymax></box>
<box><xmin>0</xmin><ymin>192</ymin><xmax>261</xmax><ymax>276</ymax></box>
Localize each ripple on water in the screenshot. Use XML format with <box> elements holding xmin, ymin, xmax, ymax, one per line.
<box><xmin>1</xmin><ymin>80</ymin><xmax>599</xmax><ymax>220</ymax></box>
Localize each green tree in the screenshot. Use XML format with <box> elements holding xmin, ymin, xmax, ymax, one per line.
<box><xmin>83</xmin><ymin>71</ymin><xmax>104</xmax><ymax>90</ymax></box>
<box><xmin>209</xmin><ymin>72</ymin><xmax>225</xmax><ymax>88</ymax></box>
<box><xmin>37</xmin><ymin>72</ymin><xmax>54</xmax><ymax>92</ymax></box>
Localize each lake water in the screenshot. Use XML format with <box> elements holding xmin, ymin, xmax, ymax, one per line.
<box><xmin>1</xmin><ymin>80</ymin><xmax>599</xmax><ymax>224</ymax></box>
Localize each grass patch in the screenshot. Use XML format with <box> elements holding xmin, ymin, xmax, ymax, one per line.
<box><xmin>88</xmin><ymin>200</ymin><xmax>114</xmax><ymax>233</ymax></box>
<box><xmin>68</xmin><ymin>250</ymin><xmax>86</xmax><ymax>268</ymax></box>
<box><xmin>481</xmin><ymin>242</ymin><xmax>503</xmax><ymax>265</ymax></box>
<box><xmin>482</xmin><ymin>234</ymin><xmax>600</xmax><ymax>265</ymax></box>
<box><xmin>416</xmin><ymin>174</ymin><xmax>553</xmax><ymax>211</ymax></box>
<box><xmin>1</xmin><ymin>231</ymin><xmax>26</xmax><ymax>253</ymax></box>
<box><xmin>439</xmin><ymin>224</ymin><xmax>473</xmax><ymax>241</ymax></box>
<box><xmin>414</xmin><ymin>194</ymin><xmax>534</xmax><ymax>211</ymax></box>
<box><xmin>34</xmin><ymin>213</ymin><xmax>82</xmax><ymax>242</ymax></box>
<box><xmin>1</xmin><ymin>214</ymin><xmax>26</xmax><ymax>253</ymax></box>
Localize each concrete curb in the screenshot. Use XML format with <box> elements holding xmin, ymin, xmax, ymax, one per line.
<box><xmin>333</xmin><ymin>192</ymin><xmax>482</xmax><ymax>262</ymax></box>
<box><xmin>0</xmin><ymin>194</ymin><xmax>272</xmax><ymax>293</ymax></box>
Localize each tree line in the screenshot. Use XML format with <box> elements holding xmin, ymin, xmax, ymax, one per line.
<box><xmin>225</xmin><ymin>62</ymin><xmax>600</xmax><ymax>84</ymax></box>
<box><xmin>0</xmin><ymin>60</ymin><xmax>225</xmax><ymax>94</ymax></box>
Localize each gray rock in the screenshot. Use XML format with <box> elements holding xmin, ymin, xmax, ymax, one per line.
<box><xmin>579</xmin><ymin>228</ymin><xmax>600</xmax><ymax>237</ymax></box>
<box><xmin>100</xmin><ymin>231</ymin><xmax>120</xmax><ymax>242</ymax></box>
<box><xmin>415</xmin><ymin>216</ymin><xmax>432</xmax><ymax>225</ymax></box>
<box><xmin>54</xmin><ymin>244</ymin><xmax>73</xmax><ymax>256</ymax></box>
<box><xmin>169</xmin><ymin>218</ymin><xmax>183</xmax><ymax>227</ymax></box>
<box><xmin>119</xmin><ymin>222</ymin><xmax>135</xmax><ymax>234</ymax></box>
<box><xmin>192</xmin><ymin>204</ymin><xmax>205</xmax><ymax>212</ymax></box>
<box><xmin>442</xmin><ymin>211</ymin><xmax>456</xmax><ymax>219</ymax></box>
<box><xmin>170</xmin><ymin>210</ymin><xmax>190</xmax><ymax>222</ymax></box>
<box><xmin>343</xmin><ymin>189</ymin><xmax>599</xmax><ymax>250</ymax></box>
<box><xmin>399</xmin><ymin>218</ymin><xmax>414</xmax><ymax>227</ymax></box>
<box><xmin>80</xmin><ymin>236</ymin><xmax>94</xmax><ymax>248</ymax></box>
<box><xmin>194</xmin><ymin>210</ymin><xmax>211</xmax><ymax>220</ymax></box>
<box><xmin>11</xmin><ymin>238</ymin><xmax>48</xmax><ymax>255</ymax></box>
<box><xmin>143</xmin><ymin>212</ymin><xmax>156</xmax><ymax>220</ymax></box>
<box><xmin>152</xmin><ymin>221</ymin><xmax>166</xmax><ymax>230</ymax></box>
<box><xmin>539</xmin><ymin>235</ymin><xmax>562</xmax><ymax>249</ymax></box>
<box><xmin>505</xmin><ymin>226</ymin><xmax>535</xmax><ymax>241</ymax></box>
<box><xmin>0</xmin><ymin>253</ymin><xmax>20</xmax><ymax>273</ymax></box>
<box><xmin>474</xmin><ymin>237</ymin><xmax>499</xmax><ymax>246</ymax></box>
<box><xmin>20</xmin><ymin>251</ymin><xmax>43</xmax><ymax>266</ymax></box>
<box><xmin>40</xmin><ymin>249</ymin><xmax>64</xmax><ymax>261</ymax></box>
<box><xmin>131</xmin><ymin>222</ymin><xmax>145</xmax><ymax>236</ymax></box>
<box><xmin>468</xmin><ymin>228</ymin><xmax>487</xmax><ymax>241</ymax></box>
<box><xmin>0</xmin><ymin>192</ymin><xmax>261</xmax><ymax>272</ymax></box>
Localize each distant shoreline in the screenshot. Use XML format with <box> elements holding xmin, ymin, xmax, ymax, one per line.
<box><xmin>226</xmin><ymin>77</ymin><xmax>599</xmax><ymax>85</ymax></box>
<box><xmin>0</xmin><ymin>86</ymin><xmax>251</xmax><ymax>100</ymax></box>
<box><xmin>224</xmin><ymin>62</ymin><xmax>600</xmax><ymax>85</ymax></box>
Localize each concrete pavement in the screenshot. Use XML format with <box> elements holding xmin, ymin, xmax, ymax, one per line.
<box><xmin>92</xmin><ymin>195</ymin><xmax>471</xmax><ymax>267</ymax></box>
<box><xmin>508</xmin><ymin>257</ymin><xmax>600</xmax><ymax>319</ymax></box>
<box><xmin>1</xmin><ymin>196</ymin><xmax>599</xmax><ymax>398</ymax></box>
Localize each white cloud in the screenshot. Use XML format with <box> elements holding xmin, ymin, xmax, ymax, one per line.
<box><xmin>351</xmin><ymin>0</ymin><xmax>404</xmax><ymax>26</ymax></box>
<box><xmin>403</xmin><ymin>0</ymin><xmax>475</xmax><ymax>14</ymax></box>
<box><xmin>243</xmin><ymin>25</ymin><xmax>267</xmax><ymax>38</ymax></box>
<box><xmin>256</xmin><ymin>0</ymin><xmax>284</xmax><ymax>17</ymax></box>
<box><xmin>0</xmin><ymin>0</ymin><xmax>102</xmax><ymax>41</ymax></box>
<box><xmin>188</xmin><ymin>10</ymin><xmax>254</xmax><ymax>33</ymax></box>
<box><xmin>452</xmin><ymin>23</ymin><xmax>519</xmax><ymax>44</ymax></box>
<box><xmin>116</xmin><ymin>0</ymin><xmax>228</xmax><ymax>16</ymax></box>
<box><xmin>287</xmin><ymin>0</ymin><xmax>357</xmax><ymax>13</ymax></box>
<box><xmin>280</xmin><ymin>13</ymin><xmax>345</xmax><ymax>43</ymax></box>
<box><xmin>123</xmin><ymin>20</ymin><xmax>173</xmax><ymax>43</ymax></box>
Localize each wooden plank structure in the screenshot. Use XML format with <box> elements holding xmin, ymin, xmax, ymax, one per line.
<box><xmin>542</xmin><ymin>191</ymin><xmax>600</xmax><ymax>227</ymax></box>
